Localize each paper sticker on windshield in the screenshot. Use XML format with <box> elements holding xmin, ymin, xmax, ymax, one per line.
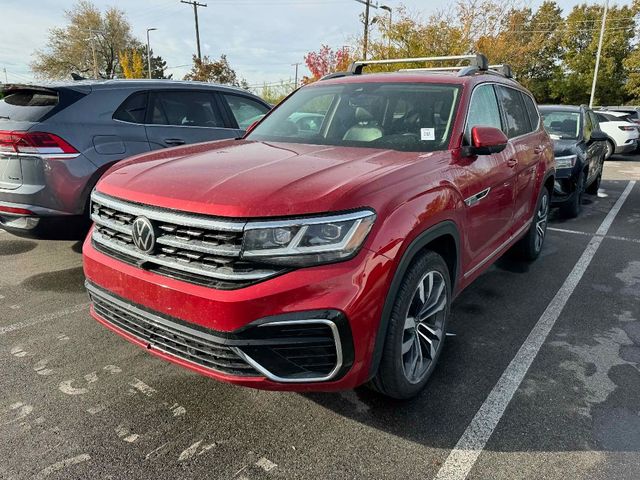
<box><xmin>421</xmin><ymin>128</ymin><xmax>435</xmax><ymax>141</ymax></box>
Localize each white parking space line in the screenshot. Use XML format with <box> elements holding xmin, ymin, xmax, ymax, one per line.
<box><xmin>0</xmin><ymin>303</ymin><xmax>89</xmax><ymax>336</ymax></box>
<box><xmin>434</xmin><ymin>181</ymin><xmax>636</xmax><ymax>480</ymax></box>
<box><xmin>548</xmin><ymin>226</ymin><xmax>640</xmax><ymax>244</ymax></box>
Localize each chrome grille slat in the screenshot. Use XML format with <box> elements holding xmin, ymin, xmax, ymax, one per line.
<box><xmin>92</xmin><ymin>190</ymin><xmax>244</xmax><ymax>232</ymax></box>
<box><xmin>90</xmin><ymin>191</ymin><xmax>282</xmax><ymax>286</ymax></box>
<box><xmin>156</xmin><ymin>235</ymin><xmax>240</xmax><ymax>256</ymax></box>
<box><xmin>93</xmin><ymin>231</ymin><xmax>276</xmax><ymax>281</ymax></box>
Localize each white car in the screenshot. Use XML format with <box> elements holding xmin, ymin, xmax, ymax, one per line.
<box><xmin>595</xmin><ymin>110</ymin><xmax>639</xmax><ymax>158</ymax></box>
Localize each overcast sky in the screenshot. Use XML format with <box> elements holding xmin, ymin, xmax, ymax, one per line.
<box><xmin>0</xmin><ymin>0</ymin><xmax>632</xmax><ymax>88</ymax></box>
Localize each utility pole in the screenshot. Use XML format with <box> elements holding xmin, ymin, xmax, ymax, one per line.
<box><xmin>181</xmin><ymin>0</ymin><xmax>207</xmax><ymax>60</ymax></box>
<box><xmin>291</xmin><ymin>62</ymin><xmax>301</xmax><ymax>88</ymax></box>
<box><xmin>355</xmin><ymin>0</ymin><xmax>378</xmax><ymax>60</ymax></box>
<box><xmin>89</xmin><ymin>35</ymin><xmax>99</xmax><ymax>79</ymax></box>
<box><xmin>590</xmin><ymin>0</ymin><xmax>609</xmax><ymax>108</ymax></box>
<box><xmin>3</xmin><ymin>67</ymin><xmax>7</xmax><ymax>84</ymax></box>
<box><xmin>146</xmin><ymin>28</ymin><xmax>157</xmax><ymax>79</ymax></box>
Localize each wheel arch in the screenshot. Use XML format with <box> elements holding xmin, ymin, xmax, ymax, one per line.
<box><xmin>368</xmin><ymin>220</ymin><xmax>461</xmax><ymax>379</ymax></box>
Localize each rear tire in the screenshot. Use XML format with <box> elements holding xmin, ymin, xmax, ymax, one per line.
<box><xmin>604</xmin><ymin>140</ymin><xmax>614</xmax><ymax>160</ymax></box>
<box><xmin>371</xmin><ymin>250</ymin><xmax>451</xmax><ymax>399</ymax></box>
<box><xmin>560</xmin><ymin>170</ymin><xmax>585</xmax><ymax>219</ymax></box>
<box><xmin>513</xmin><ymin>186</ymin><xmax>550</xmax><ymax>261</ymax></box>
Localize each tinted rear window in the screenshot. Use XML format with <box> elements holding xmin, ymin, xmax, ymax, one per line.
<box><xmin>496</xmin><ymin>86</ymin><xmax>531</xmax><ymax>138</ymax></box>
<box><xmin>113</xmin><ymin>92</ymin><xmax>148</xmax><ymax>124</ymax></box>
<box><xmin>0</xmin><ymin>89</ymin><xmax>59</xmax><ymax>122</ymax></box>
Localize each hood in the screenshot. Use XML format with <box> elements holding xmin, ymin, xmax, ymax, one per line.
<box><xmin>97</xmin><ymin>140</ymin><xmax>435</xmax><ymax>217</ymax></box>
<box><xmin>551</xmin><ymin>138</ymin><xmax>579</xmax><ymax>157</ymax></box>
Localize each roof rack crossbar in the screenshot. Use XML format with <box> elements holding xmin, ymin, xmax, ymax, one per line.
<box><xmin>349</xmin><ymin>54</ymin><xmax>489</xmax><ymax>75</ymax></box>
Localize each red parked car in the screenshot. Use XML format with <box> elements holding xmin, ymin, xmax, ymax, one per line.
<box><xmin>83</xmin><ymin>55</ymin><xmax>555</xmax><ymax>399</ymax></box>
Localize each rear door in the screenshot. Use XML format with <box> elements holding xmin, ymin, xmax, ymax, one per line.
<box><xmin>144</xmin><ymin>90</ymin><xmax>238</xmax><ymax>149</ymax></box>
<box><xmin>496</xmin><ymin>85</ymin><xmax>540</xmax><ymax>230</ymax></box>
<box><xmin>461</xmin><ymin>83</ymin><xmax>515</xmax><ymax>263</ymax></box>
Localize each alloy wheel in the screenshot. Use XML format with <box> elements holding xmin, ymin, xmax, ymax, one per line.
<box><xmin>401</xmin><ymin>270</ymin><xmax>447</xmax><ymax>383</ymax></box>
<box><xmin>535</xmin><ymin>191</ymin><xmax>549</xmax><ymax>252</ymax></box>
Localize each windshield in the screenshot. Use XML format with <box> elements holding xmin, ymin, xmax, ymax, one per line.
<box><xmin>541</xmin><ymin>110</ymin><xmax>580</xmax><ymax>140</ymax></box>
<box><xmin>248</xmin><ymin>82</ymin><xmax>461</xmax><ymax>152</ymax></box>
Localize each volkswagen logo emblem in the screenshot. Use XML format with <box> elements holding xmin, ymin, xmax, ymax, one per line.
<box><xmin>131</xmin><ymin>216</ymin><xmax>156</xmax><ymax>254</ymax></box>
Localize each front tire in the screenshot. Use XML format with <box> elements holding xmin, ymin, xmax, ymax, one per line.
<box><xmin>585</xmin><ymin>167</ymin><xmax>602</xmax><ymax>195</ymax></box>
<box><xmin>560</xmin><ymin>170</ymin><xmax>585</xmax><ymax>219</ymax></box>
<box><xmin>372</xmin><ymin>251</ymin><xmax>451</xmax><ymax>399</ymax></box>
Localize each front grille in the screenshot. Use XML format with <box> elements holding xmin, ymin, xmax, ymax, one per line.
<box><xmin>86</xmin><ymin>283</ymin><xmax>259</xmax><ymax>377</ymax></box>
<box><xmin>90</xmin><ymin>191</ymin><xmax>282</xmax><ymax>289</ymax></box>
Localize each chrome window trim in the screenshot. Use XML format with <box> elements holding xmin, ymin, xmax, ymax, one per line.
<box><xmin>233</xmin><ymin>319</ymin><xmax>343</xmax><ymax>383</ymax></box>
<box><xmin>463</xmin><ymin>82</ymin><xmax>541</xmax><ymax>145</ymax></box>
<box><xmin>91</xmin><ymin>190</ymin><xmax>245</xmax><ymax>232</ymax></box>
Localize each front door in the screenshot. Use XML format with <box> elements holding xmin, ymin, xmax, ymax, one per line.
<box><xmin>460</xmin><ymin>83</ymin><xmax>516</xmax><ymax>267</ymax></box>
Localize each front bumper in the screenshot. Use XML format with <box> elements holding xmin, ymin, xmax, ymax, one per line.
<box><xmin>551</xmin><ymin>168</ymin><xmax>577</xmax><ymax>205</ymax></box>
<box><xmin>0</xmin><ymin>152</ymin><xmax>96</xmax><ymax>221</ymax></box>
<box><xmin>615</xmin><ymin>138</ymin><xmax>638</xmax><ymax>154</ymax></box>
<box><xmin>83</xmin><ymin>231</ymin><xmax>394</xmax><ymax>391</ymax></box>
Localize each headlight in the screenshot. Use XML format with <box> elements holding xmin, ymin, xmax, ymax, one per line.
<box><xmin>242</xmin><ymin>210</ymin><xmax>376</xmax><ymax>267</ymax></box>
<box><xmin>555</xmin><ymin>155</ymin><xmax>577</xmax><ymax>169</ymax></box>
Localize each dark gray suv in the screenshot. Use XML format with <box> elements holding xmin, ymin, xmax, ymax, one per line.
<box><xmin>0</xmin><ymin>80</ymin><xmax>270</xmax><ymax>236</ymax></box>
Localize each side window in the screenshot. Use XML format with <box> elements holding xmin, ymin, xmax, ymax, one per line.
<box><xmin>113</xmin><ymin>92</ymin><xmax>148</xmax><ymax>124</ymax></box>
<box><xmin>588</xmin><ymin>111</ymin><xmax>600</xmax><ymax>131</ymax></box>
<box><xmin>465</xmin><ymin>84</ymin><xmax>502</xmax><ymax>143</ymax></box>
<box><xmin>496</xmin><ymin>86</ymin><xmax>532</xmax><ymax>138</ymax></box>
<box><xmin>522</xmin><ymin>94</ymin><xmax>540</xmax><ymax>131</ymax></box>
<box><xmin>149</xmin><ymin>91</ymin><xmax>225</xmax><ymax>128</ymax></box>
<box><xmin>583</xmin><ymin>111</ymin><xmax>593</xmax><ymax>141</ymax></box>
<box><xmin>596</xmin><ymin>113</ymin><xmax>609</xmax><ymax>123</ymax></box>
<box><xmin>223</xmin><ymin>94</ymin><xmax>270</xmax><ymax>129</ymax></box>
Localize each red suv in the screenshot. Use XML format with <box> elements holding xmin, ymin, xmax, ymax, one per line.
<box><xmin>83</xmin><ymin>55</ymin><xmax>555</xmax><ymax>399</ymax></box>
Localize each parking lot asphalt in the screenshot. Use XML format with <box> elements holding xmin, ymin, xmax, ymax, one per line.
<box><xmin>1</xmin><ymin>156</ymin><xmax>639</xmax><ymax>480</ymax></box>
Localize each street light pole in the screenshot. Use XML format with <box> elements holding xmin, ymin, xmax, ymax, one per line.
<box><xmin>590</xmin><ymin>0</ymin><xmax>609</xmax><ymax>108</ymax></box>
<box><xmin>146</xmin><ymin>28</ymin><xmax>157</xmax><ymax>79</ymax></box>
<box><xmin>380</xmin><ymin>5</ymin><xmax>392</xmax><ymax>58</ymax></box>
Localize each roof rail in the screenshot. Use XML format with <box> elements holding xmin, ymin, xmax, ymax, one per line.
<box><xmin>488</xmin><ymin>64</ymin><xmax>513</xmax><ymax>78</ymax></box>
<box><xmin>320</xmin><ymin>71</ymin><xmax>352</xmax><ymax>81</ymax></box>
<box><xmin>349</xmin><ymin>54</ymin><xmax>489</xmax><ymax>75</ymax></box>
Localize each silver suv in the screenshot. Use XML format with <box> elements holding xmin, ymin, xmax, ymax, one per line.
<box><xmin>0</xmin><ymin>80</ymin><xmax>270</xmax><ymax>236</ymax></box>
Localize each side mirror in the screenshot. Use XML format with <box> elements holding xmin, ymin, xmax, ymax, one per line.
<box><xmin>590</xmin><ymin>130</ymin><xmax>608</xmax><ymax>142</ymax></box>
<box><xmin>464</xmin><ymin>126</ymin><xmax>508</xmax><ymax>156</ymax></box>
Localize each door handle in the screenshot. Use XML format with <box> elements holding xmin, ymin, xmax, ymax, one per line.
<box><xmin>164</xmin><ymin>138</ymin><xmax>186</xmax><ymax>146</ymax></box>
<box><xmin>507</xmin><ymin>158</ymin><xmax>518</xmax><ymax>168</ymax></box>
